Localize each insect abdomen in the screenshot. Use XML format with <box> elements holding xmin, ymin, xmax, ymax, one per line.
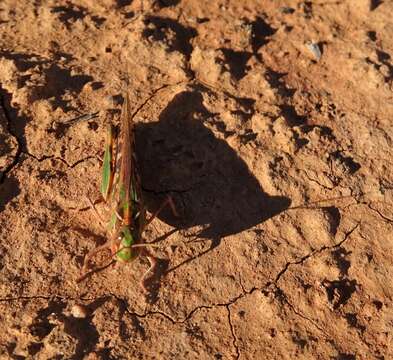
<box><xmin>116</xmin><ymin>226</ymin><xmax>134</xmax><ymax>261</ymax></box>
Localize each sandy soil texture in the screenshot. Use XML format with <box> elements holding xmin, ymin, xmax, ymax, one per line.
<box><xmin>0</xmin><ymin>0</ymin><xmax>392</xmax><ymax>359</ymax></box>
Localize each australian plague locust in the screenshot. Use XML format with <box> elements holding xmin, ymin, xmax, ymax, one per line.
<box><xmin>78</xmin><ymin>93</ymin><xmax>178</xmax><ymax>289</ymax></box>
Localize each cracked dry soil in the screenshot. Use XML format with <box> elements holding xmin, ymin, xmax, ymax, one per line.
<box><xmin>0</xmin><ymin>0</ymin><xmax>392</xmax><ymax>359</ymax></box>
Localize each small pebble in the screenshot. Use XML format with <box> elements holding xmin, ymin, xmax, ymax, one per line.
<box><xmin>306</xmin><ymin>41</ymin><xmax>322</xmax><ymax>61</ymax></box>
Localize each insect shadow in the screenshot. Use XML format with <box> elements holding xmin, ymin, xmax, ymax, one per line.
<box><xmin>136</xmin><ymin>89</ymin><xmax>291</xmax><ymax>288</ymax></box>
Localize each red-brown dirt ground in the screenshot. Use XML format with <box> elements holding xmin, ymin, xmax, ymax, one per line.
<box><xmin>0</xmin><ymin>0</ymin><xmax>392</xmax><ymax>359</ymax></box>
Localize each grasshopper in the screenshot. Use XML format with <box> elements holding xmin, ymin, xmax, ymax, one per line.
<box><xmin>78</xmin><ymin>93</ymin><xmax>178</xmax><ymax>289</ymax></box>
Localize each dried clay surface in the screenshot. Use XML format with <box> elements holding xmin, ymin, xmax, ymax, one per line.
<box><xmin>0</xmin><ymin>0</ymin><xmax>392</xmax><ymax>359</ymax></box>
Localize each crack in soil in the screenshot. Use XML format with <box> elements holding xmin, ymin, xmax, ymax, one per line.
<box><xmin>273</xmin><ymin>285</ymin><xmax>329</xmax><ymax>336</ymax></box>
<box><xmin>274</xmin><ymin>223</ymin><xmax>360</xmax><ymax>284</ymax></box>
<box><xmin>304</xmin><ymin>172</ymin><xmax>335</xmax><ymax>190</ymax></box>
<box><xmin>111</xmin><ymin>289</ymin><xmax>247</xmax><ymax>323</ymax></box>
<box><xmin>112</xmin><ymin>291</ymin><xmax>243</xmax><ymax>358</ymax></box>
<box><xmin>368</xmin><ymin>203</ymin><xmax>393</xmax><ymax>223</ymax></box>
<box><xmin>226</xmin><ymin>305</ymin><xmax>240</xmax><ymax>359</ymax></box>
<box><xmin>0</xmin><ymin>223</ymin><xmax>361</xmax><ymax>357</ymax></box>
<box><xmin>23</xmin><ymin>150</ymin><xmax>97</xmax><ymax>169</ymax></box>
<box><xmin>259</xmin><ymin>222</ymin><xmax>361</xmax><ymax>340</ymax></box>
<box><xmin>0</xmin><ymin>294</ymin><xmax>99</xmax><ymax>303</ymax></box>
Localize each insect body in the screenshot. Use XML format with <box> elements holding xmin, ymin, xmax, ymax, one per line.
<box><xmin>104</xmin><ymin>93</ymin><xmax>145</xmax><ymax>263</ymax></box>
<box><xmin>78</xmin><ymin>93</ymin><xmax>178</xmax><ymax>288</ymax></box>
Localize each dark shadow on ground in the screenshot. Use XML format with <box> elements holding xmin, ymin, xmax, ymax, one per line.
<box><xmin>142</xmin><ymin>16</ymin><xmax>197</xmax><ymax>60</ymax></box>
<box><xmin>0</xmin><ymin>88</ymin><xmax>26</xmax><ymax>212</ymax></box>
<box><xmin>0</xmin><ymin>176</ymin><xmax>20</xmax><ymax>213</ymax></box>
<box><xmin>137</xmin><ymin>89</ymin><xmax>290</xmax><ymax>238</ymax></box>
<box><xmin>135</xmin><ymin>89</ymin><xmax>290</xmax><ymax>294</ymax></box>
<box><xmin>30</xmin><ymin>63</ymin><xmax>93</xmax><ymax>111</ymax></box>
